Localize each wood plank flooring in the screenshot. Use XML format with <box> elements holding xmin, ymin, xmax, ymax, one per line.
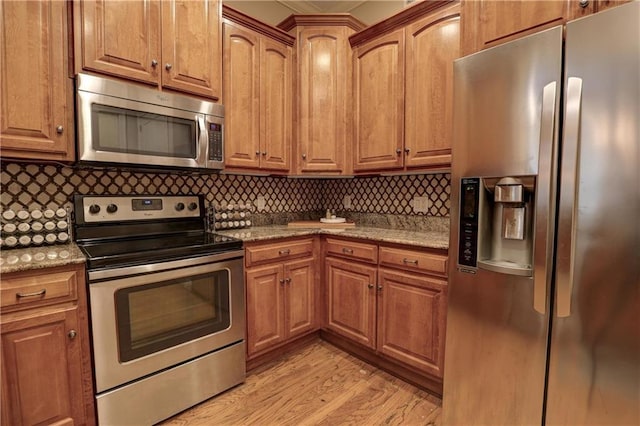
<box><xmin>161</xmin><ymin>340</ymin><xmax>442</xmax><ymax>425</ymax></box>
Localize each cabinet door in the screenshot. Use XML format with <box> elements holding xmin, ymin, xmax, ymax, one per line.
<box><xmin>353</xmin><ymin>29</ymin><xmax>404</xmax><ymax>172</ymax></box>
<box><xmin>461</xmin><ymin>0</ymin><xmax>593</xmax><ymax>55</ymax></box>
<box><xmin>297</xmin><ymin>27</ymin><xmax>350</xmax><ymax>174</ymax></box>
<box><xmin>325</xmin><ymin>257</ymin><xmax>377</xmax><ymax>349</ymax></box>
<box><xmin>284</xmin><ymin>258</ymin><xmax>315</xmax><ymax>339</ymax></box>
<box><xmin>260</xmin><ymin>38</ymin><xmax>292</xmax><ymax>172</ymax></box>
<box><xmin>222</xmin><ymin>21</ymin><xmax>261</xmax><ymax>169</ymax></box>
<box><xmin>79</xmin><ymin>0</ymin><xmax>161</xmax><ymax>84</ymax></box>
<box><xmin>161</xmin><ymin>0</ymin><xmax>221</xmax><ymax>99</ymax></box>
<box><xmin>405</xmin><ymin>5</ymin><xmax>460</xmax><ymax>169</ymax></box>
<box><xmin>246</xmin><ymin>264</ymin><xmax>285</xmax><ymax>356</ymax></box>
<box><xmin>0</xmin><ymin>0</ymin><xmax>74</xmax><ymax>161</ymax></box>
<box><xmin>377</xmin><ymin>269</ymin><xmax>447</xmax><ymax>378</ymax></box>
<box><xmin>1</xmin><ymin>307</ymin><xmax>86</xmax><ymax>426</ymax></box>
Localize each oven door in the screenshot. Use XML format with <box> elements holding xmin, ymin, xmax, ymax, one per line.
<box><xmin>88</xmin><ymin>252</ymin><xmax>244</xmax><ymax>393</ymax></box>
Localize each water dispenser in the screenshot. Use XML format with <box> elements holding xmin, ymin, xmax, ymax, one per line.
<box><xmin>457</xmin><ymin>176</ymin><xmax>535</xmax><ymax>276</ymax></box>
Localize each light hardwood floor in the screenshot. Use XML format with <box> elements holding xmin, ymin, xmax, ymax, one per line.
<box><xmin>161</xmin><ymin>339</ymin><xmax>442</xmax><ymax>425</ymax></box>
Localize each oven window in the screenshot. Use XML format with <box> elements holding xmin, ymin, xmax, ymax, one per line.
<box><xmin>91</xmin><ymin>104</ymin><xmax>196</xmax><ymax>158</ymax></box>
<box><xmin>115</xmin><ymin>271</ymin><xmax>230</xmax><ymax>362</ymax></box>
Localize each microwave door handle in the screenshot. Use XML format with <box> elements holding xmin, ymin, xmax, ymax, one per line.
<box><xmin>196</xmin><ymin>115</ymin><xmax>207</xmax><ymax>163</ymax></box>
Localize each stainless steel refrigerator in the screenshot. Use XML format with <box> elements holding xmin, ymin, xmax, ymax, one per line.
<box><xmin>443</xmin><ymin>3</ymin><xmax>639</xmax><ymax>425</ymax></box>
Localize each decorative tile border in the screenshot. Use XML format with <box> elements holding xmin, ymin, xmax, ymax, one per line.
<box><xmin>0</xmin><ymin>162</ymin><xmax>451</xmax><ymax>218</ymax></box>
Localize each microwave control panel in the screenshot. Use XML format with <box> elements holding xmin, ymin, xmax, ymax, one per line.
<box><xmin>458</xmin><ymin>177</ymin><xmax>480</xmax><ymax>268</ymax></box>
<box><xmin>208</xmin><ymin>122</ymin><xmax>223</xmax><ymax>161</ymax></box>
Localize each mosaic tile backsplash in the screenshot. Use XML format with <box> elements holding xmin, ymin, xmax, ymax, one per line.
<box><xmin>1</xmin><ymin>162</ymin><xmax>450</xmax><ymax>222</ymax></box>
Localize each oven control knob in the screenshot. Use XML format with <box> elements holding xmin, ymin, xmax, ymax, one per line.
<box><xmin>88</xmin><ymin>204</ymin><xmax>101</xmax><ymax>214</ymax></box>
<box><xmin>188</xmin><ymin>202</ymin><xmax>198</xmax><ymax>211</ymax></box>
<box><xmin>106</xmin><ymin>204</ymin><xmax>118</xmax><ymax>214</ymax></box>
<box><xmin>175</xmin><ymin>202</ymin><xmax>185</xmax><ymax>211</ymax></box>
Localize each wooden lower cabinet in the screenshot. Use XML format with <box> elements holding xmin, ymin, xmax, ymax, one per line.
<box><xmin>377</xmin><ymin>269</ymin><xmax>447</xmax><ymax>378</ymax></box>
<box><xmin>245</xmin><ymin>240</ymin><xmax>317</xmax><ymax>358</ymax></box>
<box><xmin>0</xmin><ymin>264</ymin><xmax>95</xmax><ymax>426</ymax></box>
<box><xmin>325</xmin><ymin>257</ymin><xmax>377</xmax><ymax>349</ymax></box>
<box><xmin>324</xmin><ymin>238</ymin><xmax>448</xmax><ymax>384</ymax></box>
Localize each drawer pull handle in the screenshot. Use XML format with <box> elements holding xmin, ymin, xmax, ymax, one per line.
<box><xmin>16</xmin><ymin>289</ymin><xmax>46</xmax><ymax>298</ymax></box>
<box><xmin>68</xmin><ymin>330</ymin><xmax>77</xmax><ymax>340</ymax></box>
<box><xmin>403</xmin><ymin>258</ymin><xmax>418</xmax><ymax>265</ymax></box>
<box><xmin>279</xmin><ymin>249</ymin><xmax>290</xmax><ymax>255</ymax></box>
<box><xmin>342</xmin><ymin>248</ymin><xmax>354</xmax><ymax>254</ymax></box>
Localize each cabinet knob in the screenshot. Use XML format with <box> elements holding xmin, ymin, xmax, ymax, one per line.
<box><xmin>302</xmin><ymin>153</ymin><xmax>307</xmax><ymax>160</ymax></box>
<box><xmin>279</xmin><ymin>279</ymin><xmax>285</xmax><ymax>285</ymax></box>
<box><xmin>285</xmin><ymin>278</ymin><xmax>292</xmax><ymax>284</ymax></box>
<box><xmin>151</xmin><ymin>59</ymin><xmax>158</xmax><ymax>67</ymax></box>
<box><xmin>367</xmin><ymin>284</ymin><xmax>374</xmax><ymax>289</ymax></box>
<box><xmin>396</xmin><ymin>148</ymin><xmax>402</xmax><ymax>155</ymax></box>
<box><xmin>579</xmin><ymin>0</ymin><xmax>589</xmax><ymax>7</ymax></box>
<box><xmin>68</xmin><ymin>330</ymin><xmax>77</xmax><ymax>340</ymax></box>
<box><xmin>404</xmin><ymin>148</ymin><xmax>410</xmax><ymax>154</ymax></box>
<box><xmin>279</xmin><ymin>249</ymin><xmax>290</xmax><ymax>255</ymax></box>
<box><xmin>56</xmin><ymin>125</ymin><xmax>63</xmax><ymax>134</ymax></box>
<box><xmin>377</xmin><ymin>285</ymin><xmax>383</xmax><ymax>291</ymax></box>
<box><xmin>342</xmin><ymin>247</ymin><xmax>354</xmax><ymax>254</ymax></box>
<box><xmin>256</xmin><ymin>151</ymin><xmax>261</xmax><ymax>156</ymax></box>
<box><xmin>165</xmin><ymin>63</ymin><xmax>173</xmax><ymax>70</ymax></box>
<box><xmin>261</xmin><ymin>151</ymin><xmax>267</xmax><ymax>156</ymax></box>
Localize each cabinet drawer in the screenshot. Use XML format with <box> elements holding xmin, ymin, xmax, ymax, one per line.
<box><xmin>379</xmin><ymin>246</ymin><xmax>448</xmax><ymax>276</ymax></box>
<box><xmin>246</xmin><ymin>238</ymin><xmax>314</xmax><ymax>267</ymax></box>
<box><xmin>1</xmin><ymin>268</ymin><xmax>79</xmax><ymax>311</ymax></box>
<box><xmin>325</xmin><ymin>238</ymin><xmax>378</xmax><ymax>264</ymax></box>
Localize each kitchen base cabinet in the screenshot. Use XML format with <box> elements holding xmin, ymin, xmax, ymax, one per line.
<box><xmin>322</xmin><ymin>236</ymin><xmax>448</xmax><ymax>394</ymax></box>
<box><xmin>245</xmin><ymin>238</ymin><xmax>319</xmax><ymax>360</ymax></box>
<box><xmin>0</xmin><ymin>264</ymin><xmax>95</xmax><ymax>426</ymax></box>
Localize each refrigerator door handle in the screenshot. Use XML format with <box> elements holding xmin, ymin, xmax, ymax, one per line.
<box><xmin>556</xmin><ymin>77</ymin><xmax>583</xmax><ymax>318</ymax></box>
<box><xmin>533</xmin><ymin>81</ymin><xmax>558</xmax><ymax>315</ymax></box>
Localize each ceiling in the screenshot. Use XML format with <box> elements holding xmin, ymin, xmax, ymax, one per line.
<box><xmin>274</xmin><ymin>0</ymin><xmax>370</xmax><ymax>13</ymax></box>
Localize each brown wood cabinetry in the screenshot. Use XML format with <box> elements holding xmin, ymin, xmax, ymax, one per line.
<box><xmin>350</xmin><ymin>1</ymin><xmax>460</xmax><ymax>173</ymax></box>
<box><xmin>323</xmin><ymin>236</ymin><xmax>448</xmax><ymax>384</ymax></box>
<box><xmin>245</xmin><ymin>238</ymin><xmax>318</xmax><ymax>358</ymax></box>
<box><xmin>0</xmin><ymin>264</ymin><xmax>95</xmax><ymax>425</ymax></box>
<box><xmin>278</xmin><ymin>15</ymin><xmax>365</xmax><ymax>176</ymax></box>
<box><xmin>76</xmin><ymin>0</ymin><xmax>222</xmax><ymax>99</ymax></box>
<box><xmin>0</xmin><ymin>0</ymin><xmax>75</xmax><ymax>162</ymax></box>
<box><xmin>461</xmin><ymin>0</ymin><xmax>631</xmax><ymax>56</ymax></box>
<box><xmin>222</xmin><ymin>7</ymin><xmax>294</xmax><ymax>173</ymax></box>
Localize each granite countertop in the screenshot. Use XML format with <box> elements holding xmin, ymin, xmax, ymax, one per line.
<box><xmin>0</xmin><ymin>243</ymin><xmax>87</xmax><ymax>275</ymax></box>
<box><xmin>217</xmin><ymin>225</ymin><xmax>449</xmax><ymax>250</ymax></box>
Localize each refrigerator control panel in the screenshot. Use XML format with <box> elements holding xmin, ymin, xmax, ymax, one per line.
<box><xmin>458</xmin><ymin>178</ymin><xmax>480</xmax><ymax>268</ymax></box>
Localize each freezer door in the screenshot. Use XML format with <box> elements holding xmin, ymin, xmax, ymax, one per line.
<box><xmin>547</xmin><ymin>3</ymin><xmax>640</xmax><ymax>425</ymax></box>
<box><xmin>443</xmin><ymin>27</ymin><xmax>563</xmax><ymax>425</ymax></box>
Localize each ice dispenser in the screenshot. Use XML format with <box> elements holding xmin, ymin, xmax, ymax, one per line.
<box><xmin>457</xmin><ymin>176</ymin><xmax>535</xmax><ymax>276</ymax></box>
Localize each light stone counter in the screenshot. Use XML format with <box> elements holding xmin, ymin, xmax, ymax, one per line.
<box><xmin>0</xmin><ymin>243</ymin><xmax>86</xmax><ymax>274</ymax></box>
<box><xmin>217</xmin><ymin>225</ymin><xmax>449</xmax><ymax>250</ymax></box>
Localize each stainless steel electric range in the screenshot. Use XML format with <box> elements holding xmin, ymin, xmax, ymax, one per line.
<box><xmin>73</xmin><ymin>194</ymin><xmax>245</xmax><ymax>425</ymax></box>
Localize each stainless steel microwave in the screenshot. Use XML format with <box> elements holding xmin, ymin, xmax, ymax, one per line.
<box><xmin>76</xmin><ymin>73</ymin><xmax>224</xmax><ymax>171</ymax></box>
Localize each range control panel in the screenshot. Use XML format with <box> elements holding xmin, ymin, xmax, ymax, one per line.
<box><xmin>458</xmin><ymin>178</ymin><xmax>480</xmax><ymax>268</ymax></box>
<box><xmin>78</xmin><ymin>195</ymin><xmax>202</xmax><ymax>224</ymax></box>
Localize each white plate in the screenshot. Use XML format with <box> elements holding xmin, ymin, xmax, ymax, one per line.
<box><xmin>320</xmin><ymin>217</ymin><xmax>346</xmax><ymax>223</ymax></box>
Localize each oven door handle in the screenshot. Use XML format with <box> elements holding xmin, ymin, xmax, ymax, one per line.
<box><xmin>88</xmin><ymin>250</ymin><xmax>244</xmax><ymax>281</ymax></box>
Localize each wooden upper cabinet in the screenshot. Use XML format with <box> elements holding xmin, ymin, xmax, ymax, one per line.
<box><xmin>223</xmin><ymin>21</ymin><xmax>261</xmax><ymax>169</ymax></box>
<box><xmin>76</xmin><ymin>0</ymin><xmax>221</xmax><ymax>99</ymax></box>
<box><xmin>405</xmin><ymin>4</ymin><xmax>460</xmax><ymax>169</ymax></box>
<box><xmin>260</xmin><ymin>38</ymin><xmax>292</xmax><ymax>172</ymax></box>
<box><xmin>0</xmin><ymin>0</ymin><xmax>75</xmax><ymax>162</ymax></box>
<box><xmin>222</xmin><ymin>6</ymin><xmax>294</xmax><ymax>173</ymax></box>
<box><xmin>350</xmin><ymin>0</ymin><xmax>458</xmax><ymax>173</ymax></box>
<box><xmin>279</xmin><ymin>16</ymin><xmax>365</xmax><ymax>176</ymax></box>
<box><xmin>161</xmin><ymin>0</ymin><xmax>222</xmax><ymax>99</ymax></box>
<box><xmin>353</xmin><ymin>29</ymin><xmax>405</xmax><ymax>172</ymax></box>
<box><xmin>461</xmin><ymin>0</ymin><xmax>593</xmax><ymax>55</ymax></box>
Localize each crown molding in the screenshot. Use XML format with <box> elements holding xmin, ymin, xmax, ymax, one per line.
<box><xmin>277</xmin><ymin>14</ymin><xmax>366</xmax><ymax>32</ymax></box>
<box><xmin>222</xmin><ymin>5</ymin><xmax>296</xmax><ymax>46</ymax></box>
